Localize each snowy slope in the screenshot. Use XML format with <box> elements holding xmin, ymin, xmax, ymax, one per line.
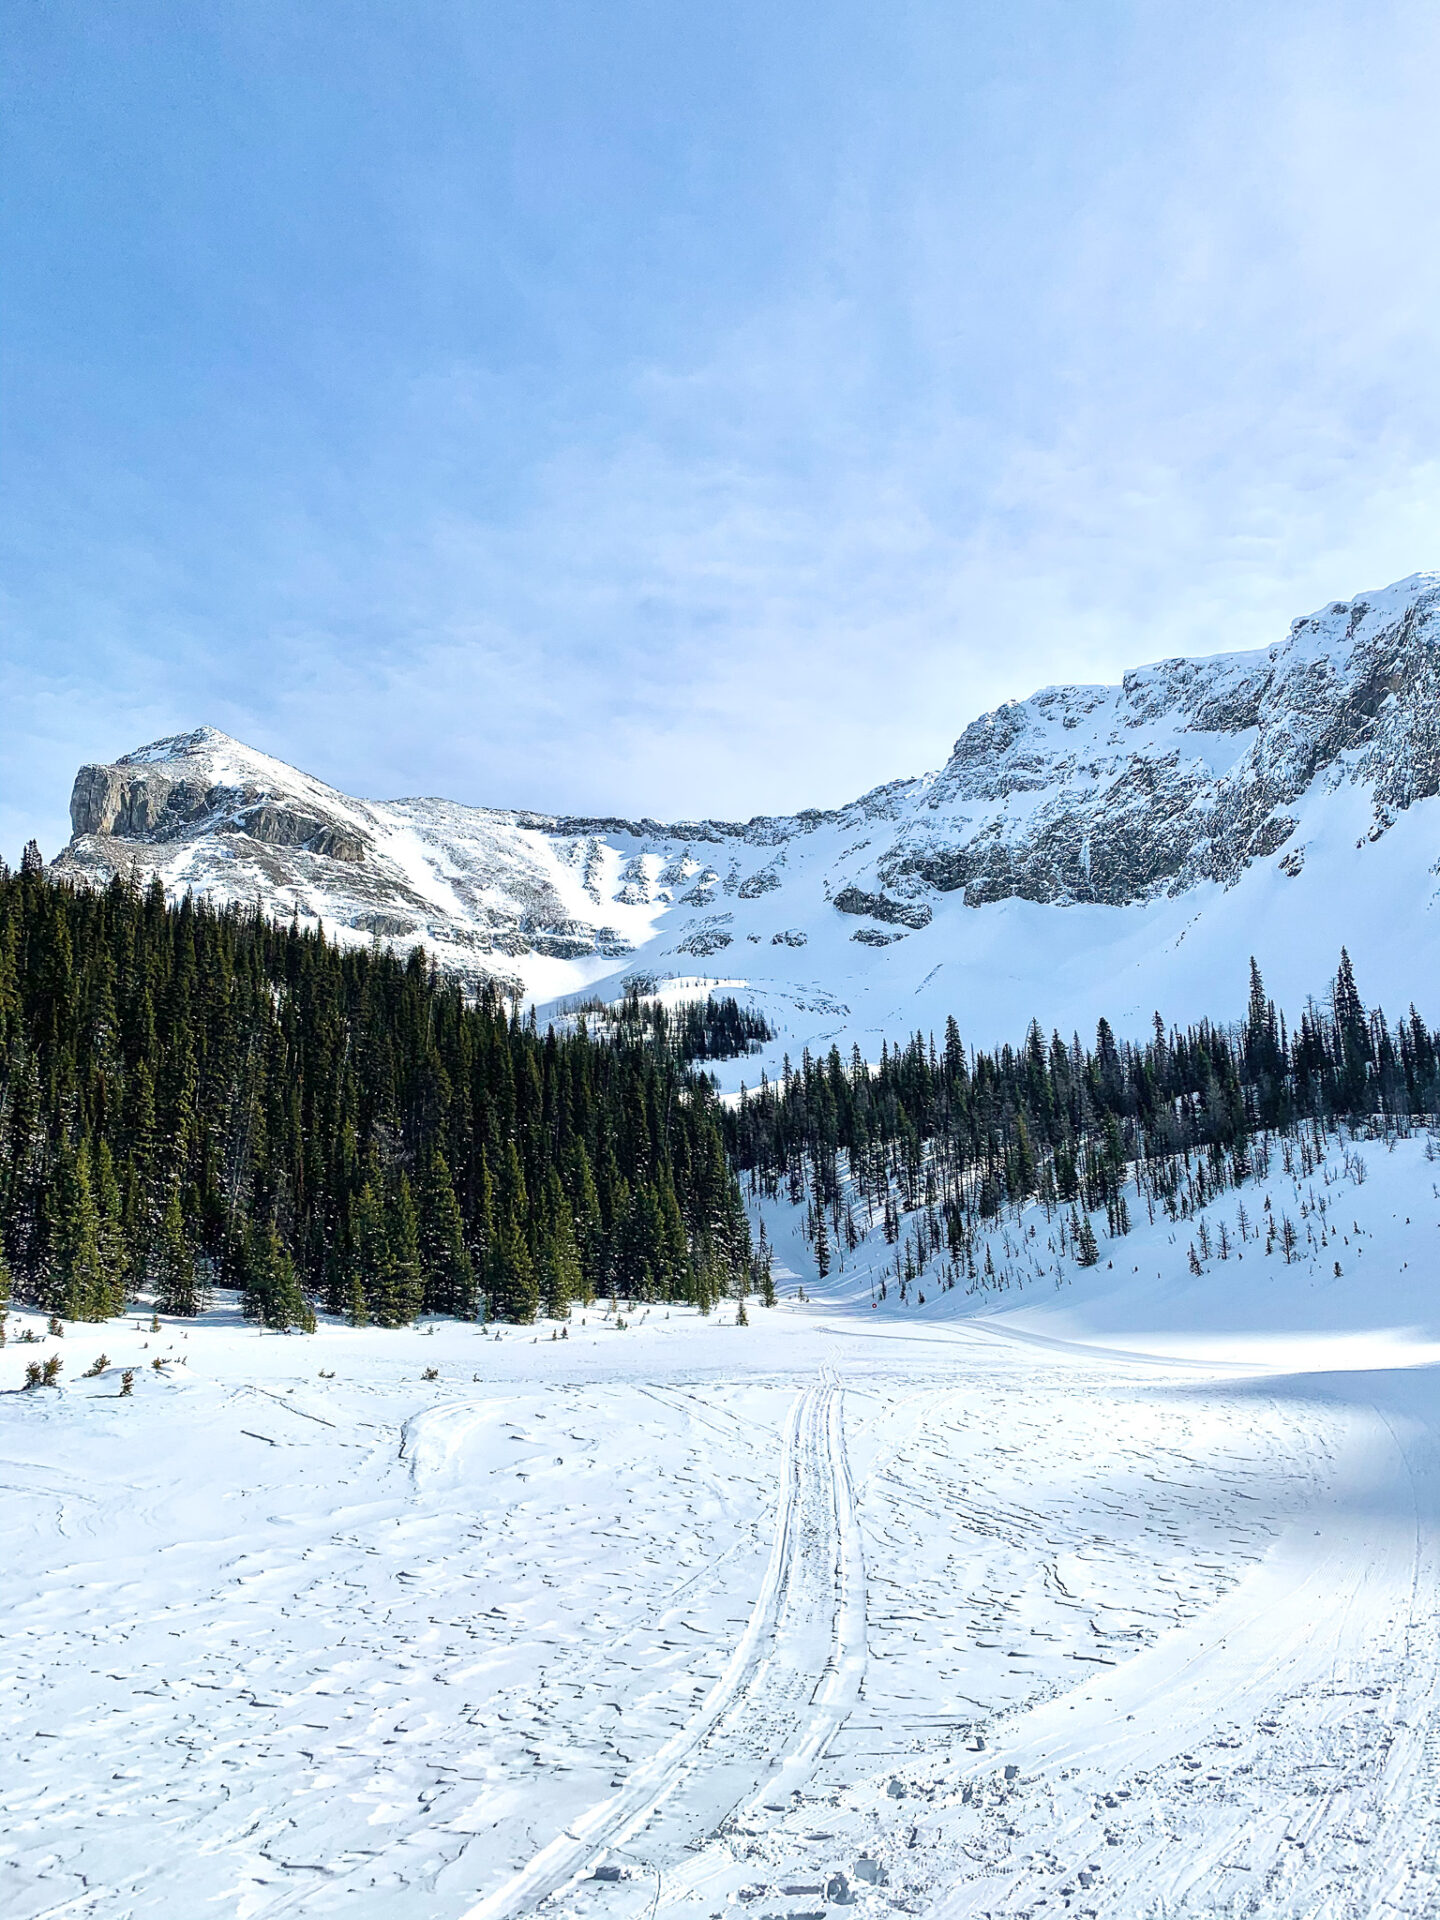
<box><xmin>51</xmin><ymin>571</ymin><xmax>1440</xmax><ymax>1055</ymax></box>
<box><xmin>8</xmin><ymin>1129</ymin><xmax>1440</xmax><ymax>1920</ymax></box>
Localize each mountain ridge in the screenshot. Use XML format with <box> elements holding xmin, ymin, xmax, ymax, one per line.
<box><xmin>50</xmin><ymin>570</ymin><xmax>1440</xmax><ymax>1061</ymax></box>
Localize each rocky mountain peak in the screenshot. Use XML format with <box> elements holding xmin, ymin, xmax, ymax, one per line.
<box><xmin>47</xmin><ymin>570</ymin><xmax>1440</xmax><ymax>1052</ymax></box>
<box><xmin>69</xmin><ymin>729</ymin><xmax>375</xmax><ymax>864</ymax></box>
<box><xmin>881</xmin><ymin>571</ymin><xmax>1440</xmax><ymax>910</ymax></box>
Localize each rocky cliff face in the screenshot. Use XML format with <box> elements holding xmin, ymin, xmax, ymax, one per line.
<box><xmin>48</xmin><ymin>573</ymin><xmax>1440</xmax><ymax>1050</ymax></box>
<box><xmin>871</xmin><ymin>576</ymin><xmax>1440</xmax><ymax>911</ymax></box>
<box><xmin>70</xmin><ymin>753</ymin><xmax>371</xmax><ymax>861</ymax></box>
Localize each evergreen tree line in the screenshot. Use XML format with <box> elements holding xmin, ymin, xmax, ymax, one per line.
<box><xmin>856</xmin><ymin>1110</ymin><xmax>1366</xmax><ymax>1307</ymax></box>
<box><xmin>572</xmin><ymin>990</ymin><xmax>773</xmax><ymax>1064</ymax></box>
<box><xmin>725</xmin><ymin>950</ymin><xmax>1440</xmax><ymax>1275</ymax></box>
<box><xmin>0</xmin><ymin>860</ymin><xmax>754</xmax><ymax>1332</ymax></box>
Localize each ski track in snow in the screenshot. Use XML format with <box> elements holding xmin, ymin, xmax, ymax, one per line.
<box><xmin>461</xmin><ymin>1369</ymin><xmax>866</xmax><ymax>1920</ymax></box>
<box><xmin>10</xmin><ymin>1138</ymin><xmax>1440</xmax><ymax>1918</ymax></box>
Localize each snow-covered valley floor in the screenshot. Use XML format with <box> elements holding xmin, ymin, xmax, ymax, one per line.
<box><xmin>7</xmin><ymin>1135</ymin><xmax>1440</xmax><ymax>1919</ymax></box>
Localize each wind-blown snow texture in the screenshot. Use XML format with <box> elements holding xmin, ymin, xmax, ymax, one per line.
<box><xmin>53</xmin><ymin>573</ymin><xmax>1440</xmax><ymax>1060</ymax></box>
<box><xmin>8</xmin><ymin>1129</ymin><xmax>1440</xmax><ymax>1919</ymax></box>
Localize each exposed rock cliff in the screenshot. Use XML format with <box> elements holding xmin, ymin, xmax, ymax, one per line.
<box><xmin>876</xmin><ymin>578</ymin><xmax>1440</xmax><ymax>910</ymax></box>
<box><xmin>48</xmin><ymin>573</ymin><xmax>1440</xmax><ymax>1051</ymax></box>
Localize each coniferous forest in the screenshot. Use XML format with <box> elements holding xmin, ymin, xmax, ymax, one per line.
<box><xmin>0</xmin><ymin>855</ymin><xmax>753</xmax><ymax>1331</ymax></box>
<box><xmin>725</xmin><ymin>951</ymin><xmax>1440</xmax><ymax>1295</ymax></box>
<box><xmin>6</xmin><ymin>840</ymin><xmax>1440</xmax><ymax>1338</ymax></box>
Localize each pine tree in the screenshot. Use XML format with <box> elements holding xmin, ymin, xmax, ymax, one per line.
<box><xmin>418</xmin><ymin>1152</ymin><xmax>476</xmax><ymax>1318</ymax></box>
<box><xmin>48</xmin><ymin>1140</ymin><xmax>110</xmax><ymax>1321</ymax></box>
<box><xmin>1072</xmin><ymin>1207</ymin><xmax>1099</xmax><ymax>1268</ymax></box>
<box><xmin>373</xmin><ymin>1175</ymin><xmax>423</xmax><ymax>1328</ymax></box>
<box><xmin>153</xmin><ymin>1186</ymin><xmax>199</xmax><ymax>1317</ymax></box>
<box><xmin>350</xmin><ymin>1177</ymin><xmax>388</xmax><ymax>1321</ymax></box>
<box><xmin>1334</xmin><ymin>947</ymin><xmax>1365</xmax><ymax>1040</ymax></box>
<box><xmin>1007</xmin><ymin>1115</ymin><xmax>1037</xmax><ymax>1203</ymax></box>
<box><xmin>1333</xmin><ymin>948</ymin><xmax>1372</xmax><ymax>1109</ymax></box>
<box><xmin>490</xmin><ymin>1217</ymin><xmax>539</xmax><ymax>1323</ymax></box>
<box><xmin>347</xmin><ymin>1270</ymin><xmax>370</xmax><ymax>1328</ymax></box>
<box><xmin>541</xmin><ymin>1196</ymin><xmax>583</xmax><ymax>1322</ymax></box>
<box><xmin>94</xmin><ymin>1139</ymin><xmax>130</xmax><ymax>1316</ymax></box>
<box><xmin>566</xmin><ymin>1141</ymin><xmax>601</xmax><ymax>1304</ymax></box>
<box><xmin>26</xmin><ymin>859</ymin><xmax>1402</xmax><ymax>1357</ymax></box>
<box><xmin>656</xmin><ymin>1178</ymin><xmax>691</xmax><ymax>1299</ymax></box>
<box><xmin>690</xmin><ymin>1233</ymin><xmax>718</xmax><ymax>1315</ymax></box>
<box><xmin>242</xmin><ymin>1221</ymin><xmax>315</xmax><ymax>1332</ymax></box>
<box><xmin>487</xmin><ymin>1141</ymin><xmax>539</xmax><ymax>1322</ymax></box>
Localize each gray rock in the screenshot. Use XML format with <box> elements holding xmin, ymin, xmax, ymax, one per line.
<box><xmin>49</xmin><ymin>574</ymin><xmax>1440</xmax><ymax>999</ymax></box>
<box><xmin>876</xmin><ymin>578</ymin><xmax>1440</xmax><ymax>910</ymax></box>
<box><xmin>832</xmin><ymin>887</ymin><xmax>932</xmax><ymax>929</ymax></box>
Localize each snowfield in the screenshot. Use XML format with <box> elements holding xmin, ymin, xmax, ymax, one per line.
<box><xmin>7</xmin><ymin>1131</ymin><xmax>1440</xmax><ymax>1919</ymax></box>
<box><xmin>52</xmin><ymin>572</ymin><xmax>1440</xmax><ymax>1060</ymax></box>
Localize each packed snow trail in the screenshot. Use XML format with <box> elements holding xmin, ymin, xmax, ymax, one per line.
<box><xmin>914</xmin><ymin>1364</ymin><xmax>1440</xmax><ymax>1920</ymax></box>
<box><xmin>0</xmin><ymin>1305</ymin><xmax>1367</xmax><ymax>1920</ymax></box>
<box><xmin>13</xmin><ymin>1135</ymin><xmax>1440</xmax><ymax>1919</ymax></box>
<box><xmin>461</xmin><ymin>1372</ymin><xmax>866</xmax><ymax>1920</ymax></box>
<box><xmin>643</xmin><ymin>1369</ymin><xmax>868</xmax><ymax>1916</ymax></box>
<box><xmin>0</xmin><ymin>1357</ymin><xmax>792</xmax><ymax>1920</ymax></box>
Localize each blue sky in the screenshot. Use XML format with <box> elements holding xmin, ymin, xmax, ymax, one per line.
<box><xmin>6</xmin><ymin>1</ymin><xmax>1440</xmax><ymax>853</ymax></box>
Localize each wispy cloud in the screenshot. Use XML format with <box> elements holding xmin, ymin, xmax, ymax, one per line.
<box><xmin>6</xmin><ymin>1</ymin><xmax>1440</xmax><ymax>852</ymax></box>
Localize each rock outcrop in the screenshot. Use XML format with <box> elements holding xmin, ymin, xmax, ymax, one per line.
<box><xmin>874</xmin><ymin>578</ymin><xmax>1440</xmax><ymax>910</ymax></box>
<box><xmin>47</xmin><ymin>573</ymin><xmax>1440</xmax><ymax>1040</ymax></box>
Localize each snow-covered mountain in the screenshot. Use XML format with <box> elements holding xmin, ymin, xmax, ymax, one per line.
<box><xmin>53</xmin><ymin>571</ymin><xmax>1440</xmax><ymax>1057</ymax></box>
